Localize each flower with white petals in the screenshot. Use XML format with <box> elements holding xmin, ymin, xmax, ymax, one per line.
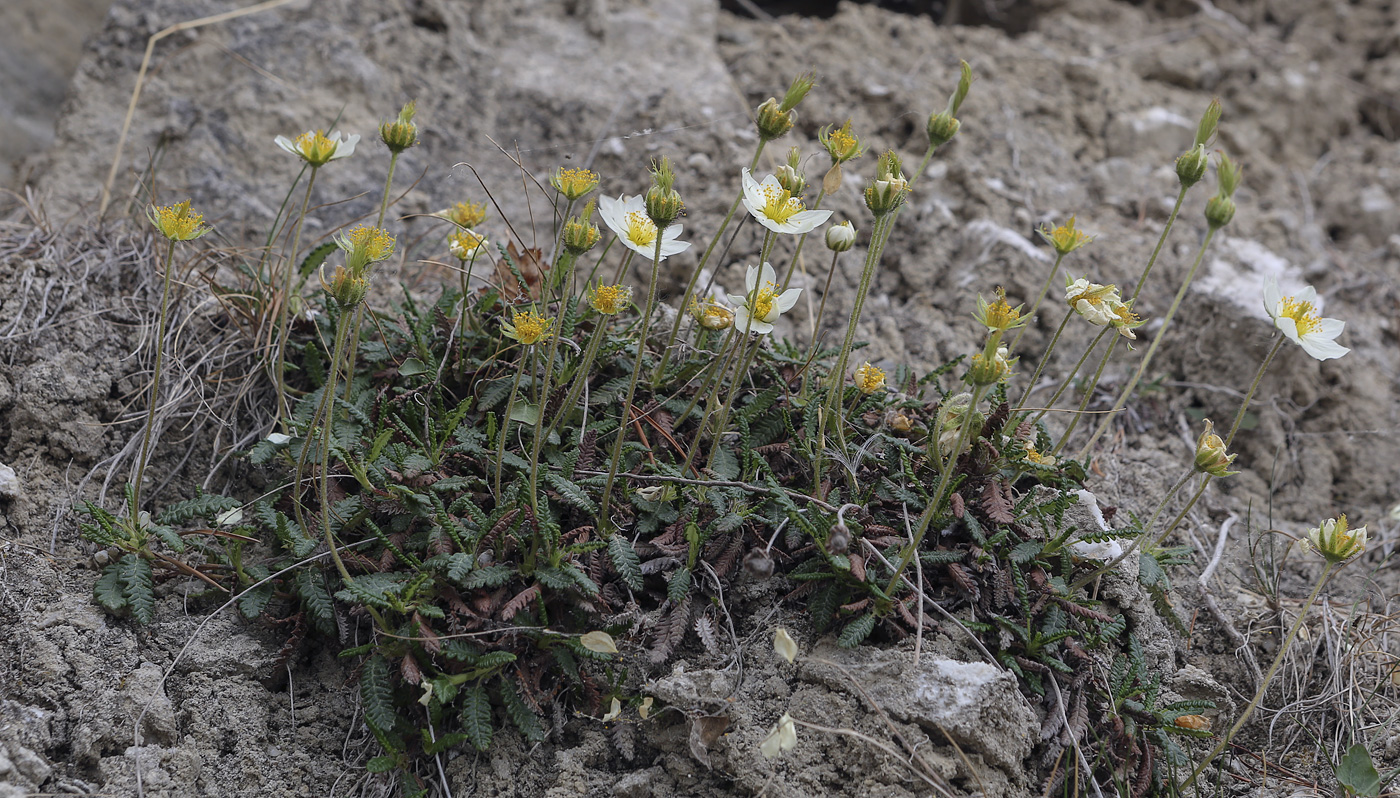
<box><xmin>597</xmin><ymin>194</ymin><xmax>691</xmax><ymax>260</ymax></box>
<box><xmin>1303</xmin><ymin>514</ymin><xmax>1366</xmax><ymax>563</ymax></box>
<box><xmin>760</xmin><ymin>713</ymin><xmax>798</xmax><ymax>758</ymax></box>
<box><xmin>740</xmin><ymin>168</ymin><xmax>833</xmax><ymax>235</ymax></box>
<box><xmin>1263</xmin><ymin>278</ymin><xmax>1349</xmax><ymax>361</ymax></box>
<box><xmin>274</xmin><ymin>129</ymin><xmax>359</xmax><ymax>166</ymax></box>
<box><xmin>729</xmin><ymin>262</ymin><xmax>800</xmax><ymax>335</ymax></box>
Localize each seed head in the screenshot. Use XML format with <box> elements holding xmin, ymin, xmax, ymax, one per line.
<box><xmin>379</xmin><ymin>100</ymin><xmax>418</xmax><ymax>154</ymax></box>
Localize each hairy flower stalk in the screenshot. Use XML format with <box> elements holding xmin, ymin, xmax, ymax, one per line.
<box><xmin>1075</xmin><ymin>154</ymin><xmax>1240</xmax><ymax>459</ymax></box>
<box><xmin>1010</xmin><ymin>216</ymin><xmax>1094</xmax><ymax>355</ymax></box>
<box><xmin>599</xmin><ymin>159</ymin><xmax>682</xmax><ymax>532</ymax></box>
<box><xmin>132</xmin><ymin>202</ymin><xmax>209</xmax><ymax>518</ymax></box>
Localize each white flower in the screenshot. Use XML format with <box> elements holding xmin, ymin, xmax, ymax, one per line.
<box><xmin>728</xmin><ymin>262</ymin><xmax>800</xmax><ymax>335</ymax></box>
<box><xmin>274</xmin><ymin>129</ymin><xmax>359</xmax><ymax>166</ymax></box>
<box><xmin>1263</xmin><ymin>278</ymin><xmax>1349</xmax><ymax>361</ymax></box>
<box><xmin>741</xmin><ymin>168</ymin><xmax>833</xmax><ymax>235</ymax></box>
<box><xmin>773</xmin><ymin>628</ymin><xmax>798</xmax><ymax>664</ymax></box>
<box><xmin>597</xmin><ymin>194</ymin><xmax>691</xmax><ymax>260</ymax></box>
<box><xmin>1064</xmin><ymin>277</ymin><xmax>1121</xmax><ymax>327</ymax></box>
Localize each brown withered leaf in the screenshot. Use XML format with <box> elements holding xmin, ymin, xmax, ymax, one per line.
<box><xmin>502</xmin><ymin>584</ymin><xmax>541</xmax><ymax>620</ymax></box>
<box><xmin>688</xmin><ymin>713</ymin><xmax>730</xmax><ymax>768</ymax></box>
<box><xmin>981</xmin><ymin>479</ymin><xmax>1015</xmax><ymax>524</ymax></box>
<box><xmin>401</xmin><ymin>653</ymin><xmax>422</xmax><ymax>685</ymax></box>
<box><xmin>492</xmin><ymin>241</ymin><xmax>547</xmax><ymax>301</ymax></box>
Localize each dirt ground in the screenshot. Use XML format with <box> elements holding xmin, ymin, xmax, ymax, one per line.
<box><xmin>2</xmin><ymin>0</ymin><xmax>1399</xmax><ymax>795</ymax></box>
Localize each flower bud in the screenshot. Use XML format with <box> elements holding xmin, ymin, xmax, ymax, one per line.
<box><xmin>323</xmin><ymin>264</ymin><xmax>368</xmax><ymax>309</ymax></box>
<box><xmin>779</xmin><ymin>72</ymin><xmax>816</xmax><ymax>113</ymax></box>
<box><xmin>644</xmin><ymin>157</ymin><xmax>683</xmax><ymax>228</ymax></box>
<box><xmin>690</xmin><ymin>299</ymin><xmax>735</xmax><ymax>331</ymax></box>
<box><xmin>1193</xmin><ymin>419</ymin><xmax>1238</xmax><ymax>477</ymax></box>
<box><xmin>935</xmin><ymin>393</ymin><xmax>984</xmax><ymax>460</ymax></box>
<box><xmin>927</xmin><ymin>60</ymin><xmax>973</xmax><ymax>148</ymax></box>
<box><xmin>1205</xmin><ymin>195</ymin><xmax>1236</xmax><ymax>229</ymax></box>
<box><xmin>775</xmin><ymin>150</ymin><xmax>806</xmax><ymax>196</ymax></box>
<box><xmin>827</xmin><ymin>523</ymin><xmax>850</xmax><ymax>554</ymax></box>
<box><xmin>968</xmin><ymin>343</ymin><xmax>1013</xmax><ymax>386</ymax></box>
<box><xmin>1176</xmin><ymin>144</ymin><xmax>1209</xmax><ymax>188</ymax></box>
<box><xmin>755</xmin><ymin>97</ymin><xmax>794</xmax><ymax>143</ymax></box>
<box><xmin>1194</xmin><ymin>97</ymin><xmax>1222</xmax><ymax>149</ymax></box>
<box><xmin>562</xmin><ymin>200</ymin><xmax>601</xmax><ymax>255</ymax></box>
<box><xmin>825</xmin><ymin>220</ymin><xmax>856</xmax><ymax>252</ymax></box>
<box><xmin>379</xmin><ymin>100</ymin><xmax>418</xmax><ymax>154</ymax></box>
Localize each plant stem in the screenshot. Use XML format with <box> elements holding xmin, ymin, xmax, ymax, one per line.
<box><xmin>274</xmin><ymin>166</ymin><xmax>320</xmax><ymax>430</ymax></box>
<box><xmin>1225</xmin><ymin>336</ymin><xmax>1284</xmax><ymax>448</ymax></box>
<box><xmin>1076</xmin><ymin>226</ymin><xmax>1218</xmax><ymax>461</ymax></box>
<box><xmin>809</xmin><ymin>250</ymin><xmax>842</xmax><ymax>344</ymax></box>
<box><xmin>598</xmin><ymin>236</ymin><xmax>664</xmax><ymax>532</ymax></box>
<box><xmin>528</xmin><ymin>255</ymin><xmax>581</xmax><ymax>515</ymax></box>
<box><xmin>610</xmin><ymin>250</ymin><xmax>636</xmax><ymax>285</ymax></box>
<box><xmin>652</xmin><ymin>143</ymin><xmax>766</xmax><ymax>387</ymax></box>
<box><xmin>1008</xmin><ymin>252</ymin><xmax>1065</xmax><ymax>354</ymax></box>
<box><xmin>1180</xmin><ymin>561</ymin><xmax>1337</xmax><ymax>794</ymax></box>
<box><xmin>1016</xmin><ymin>309</ymin><xmax>1072</xmax><ymax>411</ymax></box>
<box><xmin>779</xmin><ymin>186</ymin><xmax>827</xmax><ymax>291</ymax></box>
<box><xmin>706</xmin><ymin>333</ymin><xmax>761</xmax><ymax>472</ymax></box>
<box><xmin>131</xmin><ymin>238</ymin><xmax>178</xmax><ymax>517</ymax></box>
<box><xmin>340</xmin><ymin>151</ymin><xmax>402</xmax><ymax>405</ymax></box>
<box><xmin>493</xmin><ymin>349</ymin><xmax>528</xmax><ymax>498</ymax></box>
<box><xmin>885</xmin><ymin>382</ymin><xmax>990</xmax><ymax>596</ymax></box>
<box><xmin>1048</xmin><ymin>327</ymin><xmax>1112</xmax><ymax>454</ymax></box>
<box><xmin>543</xmin><ymin>315</ymin><xmax>607</xmax><ymax>443</ymax></box>
<box><xmin>824</xmin><ymin>214</ymin><xmax>890</xmax><ymax>424</ymax></box>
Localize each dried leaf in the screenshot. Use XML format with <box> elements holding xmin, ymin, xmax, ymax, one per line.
<box><xmin>493</xmin><ymin>241</ymin><xmax>546</xmax><ymax>301</ymax></box>
<box><xmin>773</xmin><ymin>627</ymin><xmax>798</xmax><ymax>664</ymax></box>
<box><xmin>580</xmin><ymin>630</ymin><xmax>618</xmax><ymax>655</ymax></box>
<box><xmin>502</xmin><ymin>584</ymin><xmax>541</xmax><ymax>620</ymax></box>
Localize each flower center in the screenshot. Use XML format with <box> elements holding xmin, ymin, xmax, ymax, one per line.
<box><xmin>760</xmin><ymin>185</ymin><xmax>804</xmax><ymax>225</ymax></box>
<box><xmin>752</xmin><ymin>282</ymin><xmax>778</xmax><ymax>321</ymax></box>
<box><xmin>625</xmin><ymin>211</ymin><xmax>658</xmax><ymax>247</ymax></box>
<box><xmin>512</xmin><ymin>311</ymin><xmax>551</xmax><ymax>345</ymax></box>
<box><xmin>591</xmin><ymin>285</ymin><xmax>627</xmax><ymax>314</ymax></box>
<box><xmin>1279</xmin><ymin>296</ymin><xmax>1321</xmax><ymax>335</ymax></box>
<box><xmin>829</xmin><ymin>129</ymin><xmax>856</xmax><ymax>154</ymax></box>
<box><xmin>295</xmin><ymin>130</ymin><xmax>337</xmax><ymax>161</ymax></box>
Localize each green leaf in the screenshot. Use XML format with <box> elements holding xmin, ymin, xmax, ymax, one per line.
<box><xmin>666</xmin><ymin>567</ymin><xmax>692</xmax><ymax>603</ymax></box>
<box><xmin>463</xmin><ymin>564</ymin><xmax>515</xmax><ymax>589</ymax></box>
<box><xmin>295</xmin><ymin>569</ymin><xmax>335</xmax><ymax>629</ymax></box>
<box><xmin>297</xmin><ymin>241</ymin><xmax>338</xmax><ymax>278</ymax></box>
<box><xmin>509</xmin><ymin>402</ymin><xmax>540</xmax><ymax>425</ymax></box>
<box><xmin>119</xmin><ymin>555</ymin><xmax>156</xmax><ymax>624</ymax></box>
<box><xmin>398</xmin><ymin>357</ymin><xmax>430</xmax><ymax>377</ymax></box>
<box><xmin>460</xmin><ymin>683</ymin><xmax>494</xmax><ymax>752</ymax></box>
<box><xmin>365</xmin><ymin>755</ymin><xmax>397</xmax><ymax>774</ymax></box>
<box><xmin>156</xmin><ymin>493</ymin><xmax>242</xmax><ymax>526</ymax></box>
<box><xmin>499</xmin><ymin>681</ymin><xmax>544</xmax><ymax>743</ymax></box>
<box><xmin>360</xmin><ymin>655</ymin><xmax>397</xmax><ymax>733</ymax></box>
<box><xmin>150</xmin><ymin>524</ymin><xmax>186</xmax><ymax>553</ymax></box>
<box><xmin>1010</xmin><ymin>540</ymin><xmax>1042</xmax><ymax>564</ymax></box>
<box><xmin>546</xmin><ymin>474</ymin><xmax>597</xmax><ymax>514</ymax></box>
<box><xmin>838</xmin><ymin>613</ymin><xmax>876</xmax><ymax>648</ymax></box>
<box><xmin>93</xmin><ymin>562</ymin><xmax>128</xmax><ymax>613</ymax></box>
<box><xmin>1337</xmin><ymin>744</ymin><xmax>1381</xmax><ymax>797</ymax></box>
<box><xmin>237</xmin><ymin>582</ymin><xmax>274</xmax><ymax>619</ymax></box>
<box><xmin>607</xmin><ymin>535</ymin><xmax>643</xmax><ymax>591</ymax></box>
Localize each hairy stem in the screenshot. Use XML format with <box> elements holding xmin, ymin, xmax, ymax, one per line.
<box><xmin>131</xmin><ymin>239</ymin><xmax>179</xmax><ymax>517</ymax></box>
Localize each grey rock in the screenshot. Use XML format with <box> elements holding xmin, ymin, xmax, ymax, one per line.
<box><xmin>0</xmin><ymin>463</ymin><xmax>17</xmax><ymax>500</ymax></box>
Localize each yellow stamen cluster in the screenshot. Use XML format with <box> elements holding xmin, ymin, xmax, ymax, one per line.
<box><xmin>294</xmin><ymin>130</ymin><xmax>340</xmax><ymax>164</ymax></box>
<box><xmin>1023</xmin><ymin>442</ymin><xmax>1056</xmax><ymax>468</ymax></box>
<box><xmin>550</xmin><ymin>168</ymin><xmax>600</xmax><ymax>201</ymax></box>
<box><xmin>445</xmin><ymin>201</ymin><xmax>487</xmax><ymax>229</ymax></box>
<box><xmin>503</xmin><ymin>309</ymin><xmax>553</xmax><ymax>346</ymax></box>
<box><xmin>449</xmin><ymin>229</ymin><xmax>488</xmax><ymax>261</ymax></box>
<box><xmin>1278</xmin><ymin>296</ymin><xmax>1322</xmax><ymax>335</ymax></box>
<box><xmin>819</xmin><ymin>119</ymin><xmax>865</xmax><ymax>164</ymax></box>
<box><xmin>342</xmin><ymin>225</ymin><xmax>395</xmax><ymax>262</ymax></box>
<box><xmin>1039</xmin><ymin>216</ymin><xmax>1094</xmax><ymax>256</ymax></box>
<box><xmin>587</xmin><ymin>283</ymin><xmax>632</xmax><ymax>316</ymax></box>
<box><xmin>974</xmin><ymin>288</ymin><xmax>1025</xmax><ymax>333</ymax></box>
<box><xmin>148</xmin><ymin>201</ymin><xmax>209</xmax><ymax>242</ymax></box>
<box><xmin>854</xmin><ymin>362</ymin><xmax>886</xmax><ymax>394</ymax></box>
<box><xmin>624</xmin><ymin>211</ymin><xmax>658</xmax><ymax>247</ymax></box>
<box><xmin>751</xmin><ymin>282</ymin><xmax>778</xmax><ymax>321</ymax></box>
<box><xmin>759</xmin><ymin>185</ymin><xmax>804</xmax><ymax>225</ymax></box>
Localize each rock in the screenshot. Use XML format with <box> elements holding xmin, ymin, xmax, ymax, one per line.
<box><xmin>1104</xmin><ymin>106</ymin><xmax>1195</xmax><ymax>160</ymax></box>
<box><xmin>0</xmin><ymin>463</ymin><xmax>17</xmax><ymax>500</ymax></box>
<box><xmin>800</xmin><ymin>640</ymin><xmax>1035</xmax><ymax>775</ymax></box>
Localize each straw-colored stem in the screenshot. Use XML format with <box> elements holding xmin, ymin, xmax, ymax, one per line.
<box><xmin>340</xmin><ymin>151</ymin><xmax>402</xmax><ymax>405</ymax></box>
<box><xmin>824</xmin><ymin>214</ymin><xmax>890</xmax><ymax>423</ymax></box>
<box><xmin>493</xmin><ymin>350</ymin><xmax>528</xmax><ymax>499</ymax></box>
<box><xmin>274</xmin><ymin>166</ymin><xmax>319</xmax><ymax>429</ymax></box>
<box><xmin>544</xmin><ymin>316</ymin><xmax>606</xmax><ymax>443</ymax></box>
<box><xmin>1047</xmin><ymin>327</ymin><xmax>1113</xmax><ymax>453</ymax></box>
<box><xmin>1016</xmin><ymin>309</ymin><xmax>1072</xmax><ymax>411</ymax></box>
<box><xmin>705</xmin><ymin>333</ymin><xmax>761</xmax><ymax>472</ymax></box>
<box><xmin>1225</xmin><ymin>336</ymin><xmax>1284</xmax><ymax>448</ymax></box>
<box><xmin>131</xmin><ymin>239</ymin><xmax>179</xmax><ymax>516</ymax></box>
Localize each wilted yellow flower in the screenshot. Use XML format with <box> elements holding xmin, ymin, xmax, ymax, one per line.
<box><xmin>321</xmin><ymin>264</ymin><xmax>368</xmax><ymax>309</ymax></box>
<box><xmin>969</xmin><ymin>344</ymin><xmax>1014</xmax><ymax>386</ymax></box>
<box><xmin>1193</xmin><ymin>419</ymin><xmax>1238</xmax><ymax>478</ymax></box>
<box><xmin>690</xmin><ymin>299</ymin><xmax>734</xmax><ymax>331</ymax></box>
<box><xmin>563</xmin><ymin>201</ymin><xmax>601</xmax><ymax>255</ymax></box>
<box><xmin>274</xmin><ymin>129</ymin><xmax>358</xmax><ymax>166</ymax></box>
<box><xmin>502</xmin><ymin>308</ymin><xmax>553</xmax><ymax>346</ymax></box>
<box><xmin>973</xmin><ymin>287</ymin><xmax>1026</xmax><ymax>333</ymax></box>
<box><xmin>1023</xmin><ymin>442</ymin><xmax>1056</xmax><ymax>468</ymax></box>
<box><xmin>443</xmin><ymin>201</ymin><xmax>487</xmax><ymax>229</ymax></box>
<box><xmin>853</xmin><ymin>362</ymin><xmax>886</xmax><ymax>394</ymax></box>
<box><xmin>1065</xmin><ymin>277</ymin><xmax>1122</xmax><ymax>327</ymax></box>
<box><xmin>1302</xmin><ymin>514</ymin><xmax>1367</xmax><ymax>564</ymax></box>
<box><xmin>147</xmin><ymin>200</ymin><xmax>210</xmax><ymax>242</ymax></box>
<box><xmin>587</xmin><ymin>283</ymin><xmax>632</xmax><ymax>316</ymax></box>
<box><xmin>1109</xmin><ymin>301</ymin><xmax>1144</xmax><ymax>340</ymax></box>
<box><xmin>818</xmin><ymin>119</ymin><xmax>866</xmax><ymax>164</ymax></box>
<box><xmin>1038</xmin><ymin>216</ymin><xmax>1094</xmax><ymax>256</ymax></box>
<box><xmin>550</xmin><ymin>167</ymin><xmax>599</xmax><ymax>201</ymax></box>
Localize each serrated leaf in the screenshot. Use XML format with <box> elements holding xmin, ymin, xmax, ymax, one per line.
<box><xmin>463</xmin><ymin>564</ymin><xmax>515</xmax><ymax>589</ymax></box>
<box><xmin>93</xmin><ymin>562</ymin><xmax>128</xmax><ymax>613</ymax></box>
<box><xmin>1337</xmin><ymin>743</ymin><xmax>1381</xmax><ymax>797</ymax></box>
<box><xmin>667</xmin><ymin>567</ymin><xmax>692</xmax><ymax>603</ymax></box>
<box><xmin>1010</xmin><ymin>540</ymin><xmax>1042</xmax><ymax>564</ymax></box>
<box><xmin>119</xmin><ymin>555</ymin><xmax>155</xmax><ymax>624</ymax></box>
<box><xmin>838</xmin><ymin>613</ymin><xmax>876</xmax><ymax>648</ymax></box>
<box><xmin>460</xmin><ymin>683</ymin><xmax>493</xmax><ymax>752</ymax></box>
<box><xmin>365</xmin><ymin>755</ymin><xmax>397</xmax><ymax>774</ymax></box>
<box><xmin>237</xmin><ymin>583</ymin><xmax>274</xmax><ymax>619</ymax></box>
<box><xmin>150</xmin><ymin>524</ymin><xmax>186</xmax><ymax>553</ymax></box>
<box><xmin>546</xmin><ymin>473</ymin><xmax>597</xmax><ymax>513</ymax></box>
<box><xmin>360</xmin><ymin>655</ymin><xmax>397</xmax><ymax>733</ymax></box>
<box><xmin>499</xmin><ymin>681</ymin><xmax>544</xmax><ymax>743</ymax></box>
<box><xmin>710</xmin><ymin>446</ymin><xmax>739</xmax><ymax>481</ymax></box>
<box><xmin>295</xmin><ymin>569</ymin><xmax>335</xmax><ymax>625</ymax></box>
<box><xmin>297</xmin><ymin>241</ymin><xmax>338</xmax><ymax>278</ymax></box>
<box><xmin>608</xmin><ymin>535</ymin><xmax>643</xmax><ymax>591</ymax></box>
